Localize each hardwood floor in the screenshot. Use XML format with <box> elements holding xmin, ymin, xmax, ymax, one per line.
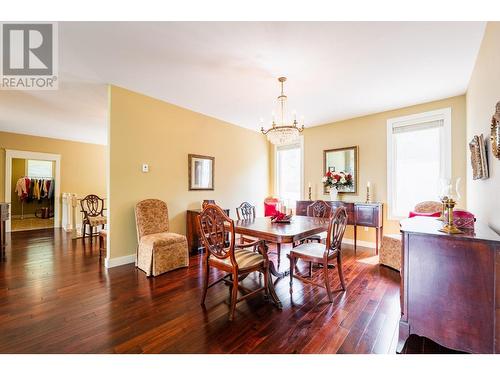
<box><xmin>0</xmin><ymin>228</ymin><xmax>405</xmax><ymax>354</ymax></box>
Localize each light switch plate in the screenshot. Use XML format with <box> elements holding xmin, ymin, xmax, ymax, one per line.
<box><xmin>142</xmin><ymin>164</ymin><xmax>149</xmax><ymax>173</ymax></box>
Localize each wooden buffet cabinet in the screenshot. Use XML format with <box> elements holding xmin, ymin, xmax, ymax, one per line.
<box><xmin>186</xmin><ymin>208</ymin><xmax>230</xmax><ymax>254</ymax></box>
<box><xmin>397</xmin><ymin>217</ymin><xmax>500</xmax><ymax>354</ymax></box>
<box><xmin>296</xmin><ymin>200</ymin><xmax>383</xmax><ymax>253</ymax></box>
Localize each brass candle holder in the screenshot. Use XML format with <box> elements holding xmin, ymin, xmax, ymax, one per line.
<box><xmin>437</xmin><ymin>196</ymin><xmax>447</xmax><ymax>221</ymax></box>
<box><xmin>438</xmin><ymin>198</ymin><xmax>463</xmax><ymax>234</ymax></box>
<box><xmin>308</xmin><ymin>186</ymin><xmax>312</xmax><ymax>200</ymax></box>
<box><xmin>366</xmin><ymin>185</ymin><xmax>371</xmax><ymax>203</ymax></box>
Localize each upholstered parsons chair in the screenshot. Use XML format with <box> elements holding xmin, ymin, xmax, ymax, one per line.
<box><xmin>379</xmin><ymin>201</ymin><xmax>442</xmax><ymax>271</ymax></box>
<box><xmin>135</xmin><ymin>199</ymin><xmax>189</xmax><ymax>277</ymax></box>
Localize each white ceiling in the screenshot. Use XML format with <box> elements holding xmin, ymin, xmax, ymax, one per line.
<box><xmin>0</xmin><ymin>22</ymin><xmax>486</xmax><ymax>145</ymax></box>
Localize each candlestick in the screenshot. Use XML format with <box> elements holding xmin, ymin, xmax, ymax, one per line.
<box><xmin>308</xmin><ymin>185</ymin><xmax>312</xmax><ymax>200</ymax></box>
<box><xmin>366</xmin><ymin>183</ymin><xmax>372</xmax><ymax>203</ymax></box>
<box><xmin>438</xmin><ymin>198</ymin><xmax>463</xmax><ymax>234</ymax></box>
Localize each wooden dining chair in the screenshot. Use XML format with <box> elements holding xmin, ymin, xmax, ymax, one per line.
<box><xmin>236</xmin><ymin>201</ymin><xmax>258</xmax><ymax>246</ymax></box>
<box><xmin>305</xmin><ymin>200</ymin><xmax>333</xmax><ymax>243</ymax></box>
<box><xmin>236</xmin><ymin>201</ymin><xmax>256</xmax><ymax>220</ymax></box>
<box><xmin>80</xmin><ymin>194</ymin><xmax>107</xmax><ymax>243</ymax></box>
<box><xmin>289</xmin><ymin>206</ymin><xmax>348</xmax><ymax>303</ymax></box>
<box><xmin>198</xmin><ymin>204</ymin><xmax>271</xmax><ymax>321</ymax></box>
<box><xmin>202</xmin><ymin>200</ymin><xmax>216</xmax><ymax>210</ymax></box>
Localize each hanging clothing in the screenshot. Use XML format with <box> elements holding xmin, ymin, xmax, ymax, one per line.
<box><xmin>47</xmin><ymin>180</ymin><xmax>54</xmax><ymax>199</ymax></box>
<box><xmin>41</xmin><ymin>179</ymin><xmax>47</xmax><ymax>199</ymax></box>
<box><xmin>15</xmin><ymin>176</ymin><xmax>54</xmax><ymax>202</ymax></box>
<box><xmin>15</xmin><ymin>177</ymin><xmax>28</xmax><ymax>199</ymax></box>
<box><xmin>33</xmin><ymin>179</ymin><xmax>40</xmax><ymax>200</ymax></box>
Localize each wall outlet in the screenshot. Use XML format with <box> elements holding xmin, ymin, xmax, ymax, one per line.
<box><xmin>142</xmin><ymin>164</ymin><xmax>149</xmax><ymax>173</ymax></box>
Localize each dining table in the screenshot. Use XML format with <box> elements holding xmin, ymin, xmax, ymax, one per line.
<box><xmin>234</xmin><ymin>215</ymin><xmax>330</xmax><ymax>308</ymax></box>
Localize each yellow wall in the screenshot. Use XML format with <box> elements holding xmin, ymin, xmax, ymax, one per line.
<box><xmin>108</xmin><ymin>85</ymin><xmax>269</xmax><ymax>260</ymax></box>
<box><xmin>273</xmin><ymin>95</ymin><xmax>466</xmax><ymax>243</ymax></box>
<box><xmin>1</xmin><ymin>131</ymin><xmax>107</xmax><ymax>224</ymax></box>
<box><xmin>466</xmin><ymin>22</ymin><xmax>500</xmax><ymax>233</ymax></box>
<box><xmin>10</xmin><ymin>159</ymin><xmax>32</xmax><ymax>215</ymax></box>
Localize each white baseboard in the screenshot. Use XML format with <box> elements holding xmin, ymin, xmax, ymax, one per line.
<box><xmin>105</xmin><ymin>254</ymin><xmax>135</xmax><ymax>269</ymax></box>
<box><xmin>342</xmin><ymin>238</ymin><xmax>376</xmax><ymax>249</ymax></box>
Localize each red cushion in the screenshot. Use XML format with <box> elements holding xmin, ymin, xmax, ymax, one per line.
<box><xmin>264</xmin><ymin>202</ymin><xmax>278</xmax><ymax>217</ymax></box>
<box><xmin>408</xmin><ymin>211</ymin><xmax>440</xmax><ymax>218</ymax></box>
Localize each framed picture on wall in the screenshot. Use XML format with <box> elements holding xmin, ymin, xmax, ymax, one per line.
<box><xmin>188</xmin><ymin>154</ymin><xmax>214</xmax><ymax>190</ymax></box>
<box><xmin>323</xmin><ymin>146</ymin><xmax>358</xmax><ymax>194</ymax></box>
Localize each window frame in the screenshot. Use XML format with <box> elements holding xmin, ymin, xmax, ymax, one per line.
<box><xmin>386</xmin><ymin>107</ymin><xmax>451</xmax><ymax>220</ymax></box>
<box><xmin>26</xmin><ymin>159</ymin><xmax>54</xmax><ymax>179</ymax></box>
<box><xmin>274</xmin><ymin>136</ymin><xmax>304</xmax><ymax>203</ymax></box>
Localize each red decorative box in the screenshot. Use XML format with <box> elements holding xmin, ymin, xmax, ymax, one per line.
<box><xmin>445</xmin><ymin>209</ymin><xmax>475</xmax><ymax>229</ymax></box>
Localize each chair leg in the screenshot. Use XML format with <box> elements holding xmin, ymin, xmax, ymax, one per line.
<box><xmin>229</xmin><ymin>271</ymin><xmax>239</xmax><ymax>321</ymax></box>
<box><xmin>324</xmin><ymin>260</ymin><xmax>333</xmax><ymax>303</ymax></box>
<box><xmin>200</xmin><ymin>257</ymin><xmax>209</xmax><ymax>306</ymax></box>
<box><xmin>309</xmin><ymin>261</ymin><xmax>313</xmax><ymax>277</ymax></box>
<box><xmin>89</xmin><ymin>225</ymin><xmax>93</xmax><ymax>243</ymax></box>
<box><xmin>337</xmin><ymin>252</ymin><xmax>347</xmax><ymax>291</ymax></box>
<box><xmin>289</xmin><ymin>255</ymin><xmax>294</xmax><ymax>296</ymax></box>
<box><xmin>276</xmin><ymin>243</ymin><xmax>281</xmax><ymax>268</ymax></box>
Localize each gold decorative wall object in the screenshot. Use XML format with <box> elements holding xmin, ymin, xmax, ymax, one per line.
<box><xmin>492</xmin><ymin>101</ymin><xmax>500</xmax><ymax>160</ymax></box>
<box><xmin>469</xmin><ymin>134</ymin><xmax>489</xmax><ymax>180</ymax></box>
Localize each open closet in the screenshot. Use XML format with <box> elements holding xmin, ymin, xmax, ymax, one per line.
<box><xmin>11</xmin><ymin>158</ymin><xmax>56</xmax><ymax>231</ymax></box>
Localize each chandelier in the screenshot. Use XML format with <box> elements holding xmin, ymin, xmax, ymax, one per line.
<box><xmin>260</xmin><ymin>77</ymin><xmax>304</xmax><ymax>145</ymax></box>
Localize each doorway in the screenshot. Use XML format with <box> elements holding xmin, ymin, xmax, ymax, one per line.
<box><xmin>4</xmin><ymin>150</ymin><xmax>61</xmax><ymax>233</ymax></box>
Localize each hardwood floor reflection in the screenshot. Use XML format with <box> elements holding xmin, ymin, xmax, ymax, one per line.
<box><xmin>0</xmin><ymin>228</ymin><xmax>404</xmax><ymax>353</ymax></box>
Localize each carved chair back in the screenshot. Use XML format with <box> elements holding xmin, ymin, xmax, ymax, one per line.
<box><xmin>307</xmin><ymin>200</ymin><xmax>333</xmax><ymax>218</ymax></box>
<box><xmin>80</xmin><ymin>194</ymin><xmax>105</xmax><ymax>219</ymax></box>
<box><xmin>236</xmin><ymin>202</ymin><xmax>256</xmax><ymax>220</ymax></box>
<box><xmin>202</xmin><ymin>200</ymin><xmax>216</xmax><ymax>210</ymax></box>
<box><xmin>325</xmin><ymin>207</ymin><xmax>348</xmax><ymax>258</ymax></box>
<box><xmin>198</xmin><ymin>204</ymin><xmax>236</xmax><ymax>264</ymax></box>
<box><xmin>135</xmin><ymin>199</ymin><xmax>169</xmax><ymax>238</ymax></box>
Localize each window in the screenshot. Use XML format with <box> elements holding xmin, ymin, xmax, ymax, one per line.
<box><xmin>275</xmin><ymin>139</ymin><xmax>303</xmax><ymax>207</ymax></box>
<box><xmin>387</xmin><ymin>108</ymin><xmax>451</xmax><ymax>219</ymax></box>
<box><xmin>27</xmin><ymin>159</ymin><xmax>53</xmax><ymax>178</ymax></box>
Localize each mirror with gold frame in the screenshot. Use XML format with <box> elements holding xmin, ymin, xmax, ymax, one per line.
<box><xmin>323</xmin><ymin>146</ymin><xmax>358</xmax><ymax>194</ymax></box>
<box><xmin>492</xmin><ymin>101</ymin><xmax>500</xmax><ymax>160</ymax></box>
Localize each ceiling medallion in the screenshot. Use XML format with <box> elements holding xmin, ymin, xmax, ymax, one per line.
<box><xmin>260</xmin><ymin>76</ymin><xmax>304</xmax><ymax>145</ymax></box>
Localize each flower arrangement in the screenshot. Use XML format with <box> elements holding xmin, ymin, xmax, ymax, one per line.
<box><xmin>322</xmin><ymin>171</ymin><xmax>353</xmax><ymax>190</ymax></box>
<box><xmin>271</xmin><ymin>211</ymin><xmax>292</xmax><ymax>223</ymax></box>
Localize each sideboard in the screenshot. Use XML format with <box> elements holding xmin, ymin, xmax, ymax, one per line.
<box><xmin>186</xmin><ymin>208</ymin><xmax>230</xmax><ymax>254</ymax></box>
<box><xmin>295</xmin><ymin>200</ymin><xmax>383</xmax><ymax>253</ymax></box>
<box><xmin>0</xmin><ymin>202</ymin><xmax>9</xmax><ymax>261</ymax></box>
<box><xmin>397</xmin><ymin>216</ymin><xmax>500</xmax><ymax>353</ymax></box>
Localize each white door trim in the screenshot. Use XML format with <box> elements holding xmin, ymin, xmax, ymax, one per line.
<box><xmin>4</xmin><ymin>149</ymin><xmax>61</xmax><ymax>232</ymax></box>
